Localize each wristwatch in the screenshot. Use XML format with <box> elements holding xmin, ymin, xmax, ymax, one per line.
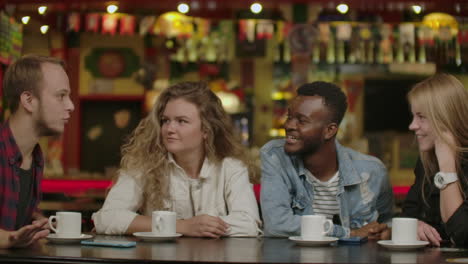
<box><xmin>434</xmin><ymin>172</ymin><xmax>458</xmax><ymax>189</ymax></box>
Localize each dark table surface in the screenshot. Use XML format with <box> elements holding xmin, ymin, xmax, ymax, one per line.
<box><xmin>1</xmin><ymin>235</ymin><xmax>467</xmax><ymax>264</ymax></box>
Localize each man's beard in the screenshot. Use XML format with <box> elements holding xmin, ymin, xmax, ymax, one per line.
<box><xmin>35</xmin><ymin>104</ymin><xmax>62</xmax><ymax>138</ymax></box>
<box><xmin>285</xmin><ymin>138</ymin><xmax>322</xmax><ymax>156</ymax></box>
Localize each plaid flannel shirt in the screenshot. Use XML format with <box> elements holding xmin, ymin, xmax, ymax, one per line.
<box><xmin>0</xmin><ymin>122</ymin><xmax>43</xmax><ymax>231</ymax></box>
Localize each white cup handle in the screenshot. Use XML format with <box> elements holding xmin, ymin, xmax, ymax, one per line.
<box><xmin>48</xmin><ymin>215</ymin><xmax>58</xmax><ymax>233</ymax></box>
<box><xmin>155</xmin><ymin>215</ymin><xmax>162</xmax><ymax>232</ymax></box>
<box><xmin>323</xmin><ymin>219</ymin><xmax>333</xmax><ymax>235</ymax></box>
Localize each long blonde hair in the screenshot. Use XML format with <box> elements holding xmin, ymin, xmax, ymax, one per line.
<box><xmin>119</xmin><ymin>81</ymin><xmax>252</xmax><ymax>210</ymax></box>
<box><xmin>407</xmin><ymin>73</ymin><xmax>468</xmax><ymax>201</ymax></box>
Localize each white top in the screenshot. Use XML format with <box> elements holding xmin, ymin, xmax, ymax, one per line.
<box><xmin>92</xmin><ymin>155</ymin><xmax>262</xmax><ymax>237</ymax></box>
<box><xmin>306</xmin><ymin>170</ymin><xmax>340</xmax><ymax>220</ymax></box>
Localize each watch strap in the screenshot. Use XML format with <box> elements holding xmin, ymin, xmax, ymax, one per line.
<box><xmin>440</xmin><ymin>172</ymin><xmax>458</xmax><ymax>183</ymax></box>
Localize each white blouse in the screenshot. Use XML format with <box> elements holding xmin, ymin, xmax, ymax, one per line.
<box><xmin>92</xmin><ymin>156</ymin><xmax>261</xmax><ymax>237</ymax></box>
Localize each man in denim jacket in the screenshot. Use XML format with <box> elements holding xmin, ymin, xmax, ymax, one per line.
<box><xmin>260</xmin><ymin>81</ymin><xmax>393</xmax><ymax>239</ymax></box>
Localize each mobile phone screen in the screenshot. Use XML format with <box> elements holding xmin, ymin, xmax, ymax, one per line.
<box><xmin>81</xmin><ymin>240</ymin><xmax>137</xmax><ymax>248</ymax></box>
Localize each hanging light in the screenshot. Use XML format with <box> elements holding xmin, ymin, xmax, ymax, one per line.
<box><xmin>423</xmin><ymin>12</ymin><xmax>458</xmax><ymax>30</ymax></box>
<box><xmin>250</xmin><ymin>3</ymin><xmax>262</xmax><ymax>14</ymax></box>
<box><xmin>191</xmin><ymin>0</ymin><xmax>200</xmax><ymax>10</ymax></box>
<box><xmin>177</xmin><ymin>3</ymin><xmax>189</xmax><ymax>14</ymax></box>
<box><xmin>38</xmin><ymin>6</ymin><xmax>47</xmax><ymax>15</ymax></box>
<box><xmin>40</xmin><ymin>25</ymin><xmax>49</xmax><ymax>34</ymax></box>
<box><xmin>21</xmin><ymin>16</ymin><xmax>30</xmax><ymax>25</ymax></box>
<box><xmin>412</xmin><ymin>5</ymin><xmax>422</xmax><ymax>14</ymax></box>
<box><xmin>107</xmin><ymin>4</ymin><xmax>118</xmax><ymax>14</ymax></box>
<box><xmin>165</xmin><ymin>39</ymin><xmax>174</xmax><ymax>49</ymax></box>
<box><xmin>336</xmin><ymin>4</ymin><xmax>349</xmax><ymax>14</ymax></box>
<box><xmin>207</xmin><ymin>1</ymin><xmax>216</xmax><ymax>10</ymax></box>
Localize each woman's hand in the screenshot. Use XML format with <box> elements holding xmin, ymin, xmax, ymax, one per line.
<box><xmin>177</xmin><ymin>214</ymin><xmax>229</xmax><ymax>238</ymax></box>
<box><xmin>417</xmin><ymin>220</ymin><xmax>442</xmax><ymax>246</ymax></box>
<box><xmin>435</xmin><ymin>131</ymin><xmax>457</xmax><ymax>172</ymax></box>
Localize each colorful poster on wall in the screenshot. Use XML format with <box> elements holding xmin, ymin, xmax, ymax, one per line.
<box><xmin>0</xmin><ymin>12</ymin><xmax>22</xmax><ymax>65</ymax></box>
<box><xmin>85</xmin><ymin>48</ymin><xmax>139</xmax><ymax>78</ymax></box>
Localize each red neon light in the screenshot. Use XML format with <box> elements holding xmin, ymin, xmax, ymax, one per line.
<box><xmin>42</xmin><ymin>180</ymin><xmax>411</xmax><ymax>199</ymax></box>
<box><xmin>42</xmin><ymin>179</ymin><xmax>112</xmax><ymax>194</ymax></box>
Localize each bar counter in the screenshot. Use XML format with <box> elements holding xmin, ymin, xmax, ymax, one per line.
<box><xmin>1</xmin><ymin>235</ymin><xmax>467</xmax><ymax>264</ymax></box>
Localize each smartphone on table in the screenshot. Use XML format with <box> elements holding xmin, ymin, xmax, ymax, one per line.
<box><xmin>338</xmin><ymin>236</ymin><xmax>368</xmax><ymax>245</ymax></box>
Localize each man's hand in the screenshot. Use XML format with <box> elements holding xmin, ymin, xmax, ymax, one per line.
<box><xmin>350</xmin><ymin>221</ymin><xmax>389</xmax><ymax>240</ymax></box>
<box><xmin>178</xmin><ymin>214</ymin><xmax>229</xmax><ymax>238</ymax></box>
<box><xmin>368</xmin><ymin>222</ymin><xmax>390</xmax><ymax>240</ymax></box>
<box><xmin>0</xmin><ymin>219</ymin><xmax>49</xmax><ymax>248</ymax></box>
<box><xmin>417</xmin><ymin>220</ymin><xmax>442</xmax><ymax>246</ymax></box>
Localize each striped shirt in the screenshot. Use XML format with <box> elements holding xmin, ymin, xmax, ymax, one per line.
<box><xmin>306</xmin><ymin>170</ymin><xmax>340</xmax><ymax>220</ymax></box>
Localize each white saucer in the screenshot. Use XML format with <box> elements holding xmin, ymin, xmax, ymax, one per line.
<box><xmin>289</xmin><ymin>236</ymin><xmax>338</xmax><ymax>246</ymax></box>
<box><xmin>377</xmin><ymin>240</ymin><xmax>429</xmax><ymax>250</ymax></box>
<box><xmin>46</xmin><ymin>234</ymin><xmax>93</xmax><ymax>244</ymax></box>
<box><xmin>133</xmin><ymin>232</ymin><xmax>182</xmax><ymax>242</ymax></box>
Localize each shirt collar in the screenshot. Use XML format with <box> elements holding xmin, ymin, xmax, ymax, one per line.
<box><xmin>1</xmin><ymin>121</ymin><xmax>44</xmax><ymax>168</ymax></box>
<box><xmin>167</xmin><ymin>152</ymin><xmax>212</xmax><ymax>180</ymax></box>
<box><xmin>292</xmin><ymin>140</ymin><xmax>362</xmax><ymax>185</ymax></box>
<box><xmin>1</xmin><ymin>122</ymin><xmax>23</xmax><ymax>166</ymax></box>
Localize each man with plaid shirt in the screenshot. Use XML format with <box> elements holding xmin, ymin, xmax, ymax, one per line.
<box><xmin>0</xmin><ymin>55</ymin><xmax>74</xmax><ymax>248</ymax></box>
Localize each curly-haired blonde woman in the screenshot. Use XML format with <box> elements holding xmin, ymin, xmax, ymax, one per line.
<box><xmin>402</xmin><ymin>73</ymin><xmax>468</xmax><ymax>247</ymax></box>
<box><xmin>92</xmin><ymin>82</ymin><xmax>261</xmax><ymax>237</ymax></box>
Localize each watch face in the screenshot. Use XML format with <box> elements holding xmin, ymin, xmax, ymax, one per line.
<box><xmin>434</xmin><ymin>172</ymin><xmax>458</xmax><ymax>189</ymax></box>
<box><xmin>436</xmin><ymin>174</ymin><xmax>445</xmax><ymax>187</ymax></box>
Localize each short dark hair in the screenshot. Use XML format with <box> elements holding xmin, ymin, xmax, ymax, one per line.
<box><xmin>3</xmin><ymin>54</ymin><xmax>65</xmax><ymax>113</ymax></box>
<box><xmin>296</xmin><ymin>81</ymin><xmax>348</xmax><ymax>125</ymax></box>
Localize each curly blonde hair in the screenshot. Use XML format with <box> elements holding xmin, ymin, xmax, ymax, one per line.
<box><xmin>407</xmin><ymin>73</ymin><xmax>468</xmax><ymax>202</ymax></box>
<box><xmin>119</xmin><ymin>81</ymin><xmax>253</xmax><ymax>211</ymax></box>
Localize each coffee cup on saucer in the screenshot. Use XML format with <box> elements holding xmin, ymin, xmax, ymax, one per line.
<box><xmin>152</xmin><ymin>211</ymin><xmax>176</xmax><ymax>236</ymax></box>
<box><xmin>301</xmin><ymin>215</ymin><xmax>333</xmax><ymax>240</ymax></box>
<box><xmin>48</xmin><ymin>211</ymin><xmax>82</xmax><ymax>238</ymax></box>
<box><xmin>391</xmin><ymin>217</ymin><xmax>418</xmax><ymax>244</ymax></box>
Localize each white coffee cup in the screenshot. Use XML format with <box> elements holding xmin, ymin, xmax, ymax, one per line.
<box><xmin>48</xmin><ymin>211</ymin><xmax>82</xmax><ymax>238</ymax></box>
<box><xmin>152</xmin><ymin>211</ymin><xmax>176</xmax><ymax>236</ymax></box>
<box><xmin>301</xmin><ymin>215</ymin><xmax>333</xmax><ymax>240</ymax></box>
<box><xmin>391</xmin><ymin>217</ymin><xmax>418</xmax><ymax>244</ymax></box>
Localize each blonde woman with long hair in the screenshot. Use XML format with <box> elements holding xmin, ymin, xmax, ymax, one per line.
<box><xmin>402</xmin><ymin>73</ymin><xmax>468</xmax><ymax>247</ymax></box>
<box><xmin>92</xmin><ymin>82</ymin><xmax>261</xmax><ymax>237</ymax></box>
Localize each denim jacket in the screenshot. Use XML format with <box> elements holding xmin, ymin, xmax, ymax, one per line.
<box><xmin>260</xmin><ymin>139</ymin><xmax>393</xmax><ymax>238</ymax></box>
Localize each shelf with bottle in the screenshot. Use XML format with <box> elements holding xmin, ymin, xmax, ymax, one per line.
<box><xmin>275</xmin><ymin>22</ymin><xmax>467</xmax><ymax>68</ymax></box>
<box><xmin>270</xmin><ymin>62</ymin><xmax>294</xmax><ymax>139</ymax></box>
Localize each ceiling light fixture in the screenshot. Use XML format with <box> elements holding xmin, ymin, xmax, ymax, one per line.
<box><xmin>177</xmin><ymin>3</ymin><xmax>190</xmax><ymax>14</ymax></box>
<box><xmin>412</xmin><ymin>5</ymin><xmax>422</xmax><ymax>14</ymax></box>
<box><xmin>191</xmin><ymin>1</ymin><xmax>200</xmax><ymax>10</ymax></box>
<box><xmin>207</xmin><ymin>1</ymin><xmax>216</xmax><ymax>10</ymax></box>
<box><xmin>21</xmin><ymin>16</ymin><xmax>30</xmax><ymax>25</ymax></box>
<box><xmin>250</xmin><ymin>3</ymin><xmax>262</xmax><ymax>14</ymax></box>
<box><xmin>40</xmin><ymin>25</ymin><xmax>49</xmax><ymax>34</ymax></box>
<box><xmin>336</xmin><ymin>4</ymin><xmax>349</xmax><ymax>14</ymax></box>
<box><xmin>38</xmin><ymin>6</ymin><xmax>47</xmax><ymax>15</ymax></box>
<box><xmin>107</xmin><ymin>4</ymin><xmax>118</xmax><ymax>14</ymax></box>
